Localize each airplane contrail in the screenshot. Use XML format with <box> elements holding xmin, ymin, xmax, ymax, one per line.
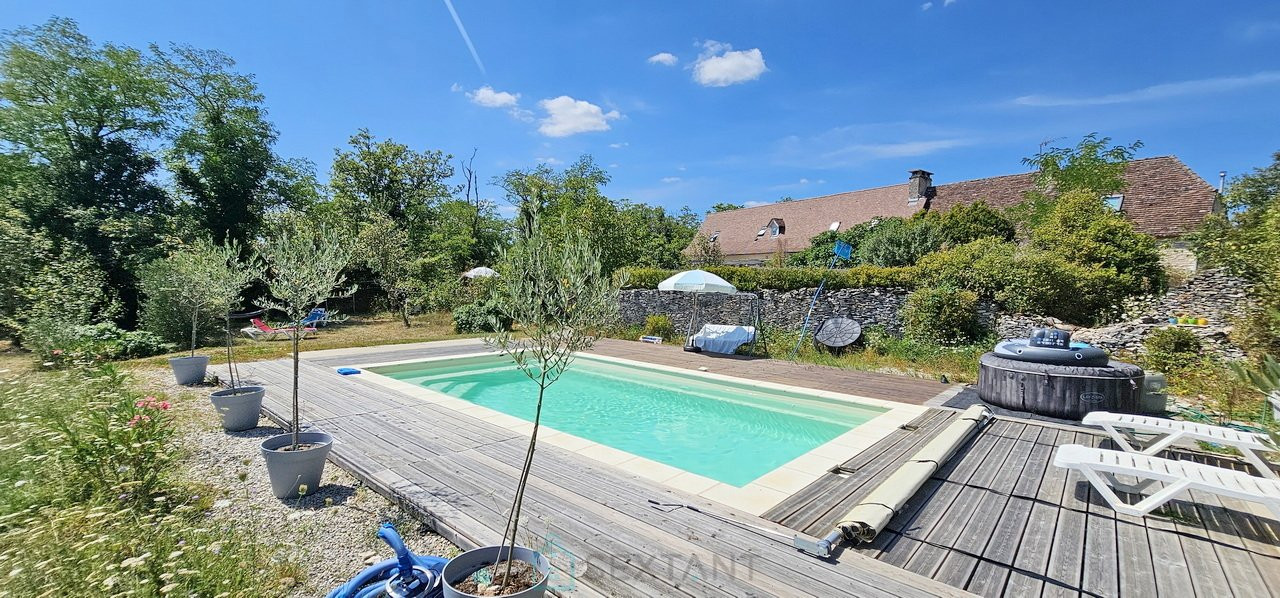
<box><xmin>442</xmin><ymin>0</ymin><xmax>486</xmax><ymax>75</ymax></box>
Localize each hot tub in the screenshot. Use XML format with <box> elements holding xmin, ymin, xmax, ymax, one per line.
<box><xmin>976</xmin><ymin>329</ymin><xmax>1145</xmax><ymax>420</ymax></box>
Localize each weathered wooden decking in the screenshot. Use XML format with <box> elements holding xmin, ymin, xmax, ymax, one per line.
<box><xmin>235</xmin><ymin>347</ymin><xmax>970</xmax><ymax>597</ymax></box>
<box><xmin>767</xmin><ymin>413</ymin><xmax>1280</xmax><ymax>597</ymax></box>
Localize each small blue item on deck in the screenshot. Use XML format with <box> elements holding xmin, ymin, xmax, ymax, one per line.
<box><xmin>337</xmin><ymin>367</ymin><xmax>361</xmax><ymax>376</ymax></box>
<box><xmin>327</xmin><ymin>523</ymin><xmax>447</xmax><ymax>598</ymax></box>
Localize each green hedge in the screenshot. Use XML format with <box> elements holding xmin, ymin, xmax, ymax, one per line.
<box><xmin>619</xmin><ymin>265</ymin><xmax>919</xmax><ymax>292</ymax></box>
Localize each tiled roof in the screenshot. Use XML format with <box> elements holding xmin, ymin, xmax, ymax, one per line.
<box><xmin>930</xmin><ymin>156</ymin><xmax>1218</xmax><ymax>238</ymax></box>
<box><xmin>690</xmin><ymin>183</ymin><xmax>921</xmax><ymax>258</ymax></box>
<box><xmin>693</xmin><ymin>156</ymin><xmax>1216</xmax><ymax>258</ymax></box>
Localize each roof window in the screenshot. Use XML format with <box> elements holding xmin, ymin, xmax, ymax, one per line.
<box><xmin>1102</xmin><ymin>194</ymin><xmax>1124</xmax><ymax>210</ymax></box>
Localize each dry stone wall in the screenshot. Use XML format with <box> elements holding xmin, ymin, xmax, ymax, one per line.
<box><xmin>619</xmin><ymin>287</ymin><xmax>998</xmax><ymax>337</ymax></box>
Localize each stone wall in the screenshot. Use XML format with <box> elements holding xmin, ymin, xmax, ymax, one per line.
<box><xmin>619</xmin><ymin>287</ymin><xmax>998</xmax><ymax>336</ymax></box>
<box><xmin>1061</xmin><ymin>269</ymin><xmax>1253</xmax><ymax>359</ymax></box>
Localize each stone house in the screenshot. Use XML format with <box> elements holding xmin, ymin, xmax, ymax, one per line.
<box><xmin>689</xmin><ymin>156</ymin><xmax>1219</xmax><ymax>272</ymax></box>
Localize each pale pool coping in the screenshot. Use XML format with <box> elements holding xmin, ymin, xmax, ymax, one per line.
<box><xmin>346</xmin><ymin>350</ymin><xmax>931</xmax><ymax>516</ymax></box>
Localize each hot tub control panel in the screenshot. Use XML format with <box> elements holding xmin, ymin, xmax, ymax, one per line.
<box><xmin>1029</xmin><ymin>328</ymin><xmax>1071</xmax><ymax>349</ymax></box>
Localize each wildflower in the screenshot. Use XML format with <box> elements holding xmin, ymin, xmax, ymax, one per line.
<box><xmin>158</xmin><ymin>401</ymin><xmax>171</xmax><ymax>410</ymax></box>
<box><xmin>51</xmin><ymin>349</ymin><xmax>63</xmax><ymax>356</ymax></box>
<box><xmin>160</xmin><ymin>582</ymin><xmax>178</xmax><ymax>593</ymax></box>
<box><xmin>297</xmin><ymin>484</ymin><xmax>308</xmax><ymax>495</ymax></box>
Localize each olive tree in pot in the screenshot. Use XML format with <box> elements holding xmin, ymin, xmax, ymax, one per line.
<box><xmin>141</xmin><ymin>239</ymin><xmax>257</xmax><ymax>386</ymax></box>
<box><xmin>210</xmin><ymin>307</ymin><xmax>267</xmax><ymax>432</ymax></box>
<box><xmin>442</xmin><ymin>214</ymin><xmax>620</xmax><ymax>598</ymax></box>
<box><xmin>258</xmin><ymin>227</ymin><xmax>354</xmax><ymax>499</ymax></box>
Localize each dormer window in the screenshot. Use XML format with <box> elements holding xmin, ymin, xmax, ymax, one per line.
<box><xmin>768</xmin><ymin>218</ymin><xmax>785</xmax><ymax>237</ymax></box>
<box><xmin>1103</xmin><ymin>194</ymin><xmax>1124</xmax><ymax>210</ymax></box>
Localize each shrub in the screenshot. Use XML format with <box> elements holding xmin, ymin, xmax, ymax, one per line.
<box><xmin>643</xmin><ymin>314</ymin><xmax>676</xmax><ymax>340</ymax></box>
<box><xmin>0</xmin><ymin>366</ymin><xmax>298</xmax><ymax>595</ymax></box>
<box><xmin>1143</xmin><ymin>326</ymin><xmax>1203</xmax><ymax>373</ymax></box>
<box><xmin>901</xmin><ymin>286</ymin><xmax>985</xmax><ymax>345</ymax></box>
<box><xmin>22</xmin><ymin>319</ymin><xmax>173</xmax><ymax>366</ymax></box>
<box><xmin>452</xmin><ymin>300</ymin><xmax>512</xmax><ymax>333</ymax></box>
<box><xmin>936</xmin><ymin>200</ymin><xmax>1015</xmax><ymax>247</ymax></box>
<box><xmin>857</xmin><ymin>215</ymin><xmax>943</xmax><ymax>267</ymax></box>
<box><xmin>618</xmin><ymin>265</ymin><xmax>918</xmax><ymax>292</ymax></box>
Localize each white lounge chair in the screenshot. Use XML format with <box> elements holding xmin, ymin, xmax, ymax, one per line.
<box><xmin>1083</xmin><ymin>411</ymin><xmax>1277</xmax><ymax>479</ymax></box>
<box><xmin>1053</xmin><ymin>444</ymin><xmax>1280</xmax><ymax>518</ymax></box>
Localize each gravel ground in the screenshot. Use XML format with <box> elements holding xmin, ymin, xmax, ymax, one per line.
<box><xmin>135</xmin><ymin>368</ymin><xmax>457</xmax><ymax>597</ymax></box>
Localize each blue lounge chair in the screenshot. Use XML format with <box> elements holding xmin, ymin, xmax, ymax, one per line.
<box><xmin>300</xmin><ymin>308</ymin><xmax>326</xmax><ymax>328</ymax></box>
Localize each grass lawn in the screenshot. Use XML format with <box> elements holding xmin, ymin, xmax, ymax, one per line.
<box><xmin>129</xmin><ymin>312</ymin><xmax>478</xmax><ymax>370</ymax></box>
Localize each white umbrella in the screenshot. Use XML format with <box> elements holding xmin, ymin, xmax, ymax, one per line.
<box><xmin>657</xmin><ymin>270</ymin><xmax>737</xmax><ymax>345</ymax></box>
<box><xmin>461</xmin><ymin>267</ymin><xmax>498</xmax><ymax>279</ymax></box>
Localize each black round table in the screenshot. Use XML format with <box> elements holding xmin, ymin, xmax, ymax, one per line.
<box><xmin>813</xmin><ymin>317</ymin><xmax>862</xmax><ymax>353</ymax></box>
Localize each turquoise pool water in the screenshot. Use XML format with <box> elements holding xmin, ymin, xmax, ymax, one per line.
<box><xmin>370</xmin><ymin>355</ymin><xmax>886</xmax><ymax>487</ymax></box>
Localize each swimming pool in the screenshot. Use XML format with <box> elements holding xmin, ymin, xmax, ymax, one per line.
<box><xmin>368</xmin><ymin>354</ymin><xmax>887</xmax><ymax>487</ymax></box>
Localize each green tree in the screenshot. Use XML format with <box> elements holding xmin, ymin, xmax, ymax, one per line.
<box><xmin>486</xmin><ymin>212</ymin><xmax>619</xmax><ymax>589</ymax></box>
<box><xmin>1011</xmin><ymin>133</ymin><xmax>1142</xmax><ymax>230</ymax></box>
<box><xmin>330</xmin><ymin>129</ymin><xmax>455</xmax><ymax>238</ymax></box>
<box><xmin>0</xmin><ymin>18</ymin><xmax>176</xmax><ymax>327</ymax></box>
<box><xmin>138</xmin><ymin>239</ymin><xmax>258</xmax><ymax>354</ymax></box>
<box><xmin>1032</xmin><ymin>189</ymin><xmax>1165</xmax><ymax>297</ymax></box>
<box><xmin>687</xmin><ymin>232</ymin><xmax>723</xmax><ymax>266</ymax></box>
<box><xmin>708</xmin><ymin>202</ymin><xmax>743</xmax><ymax>213</ymax></box>
<box><xmin>260</xmin><ymin>227</ymin><xmax>355</xmax><ymax>448</ymax></box>
<box><xmin>158</xmin><ymin>45</ymin><xmax>282</xmax><ymax>245</ymax></box>
<box><xmin>1193</xmin><ymin>151</ymin><xmax>1280</xmax><ymax>356</ymax></box>
<box><xmin>355</xmin><ymin>214</ymin><xmax>422</xmax><ymax>327</ymax></box>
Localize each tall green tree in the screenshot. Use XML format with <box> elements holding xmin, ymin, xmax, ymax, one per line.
<box><xmin>497</xmin><ymin>156</ymin><xmax>698</xmax><ymax>273</ymax></box>
<box><xmin>0</xmin><ymin>18</ymin><xmax>176</xmax><ymax>326</ymax></box>
<box><xmin>158</xmin><ymin>45</ymin><xmax>281</xmax><ymax>245</ymax></box>
<box><xmin>1011</xmin><ymin>133</ymin><xmax>1142</xmax><ymax>230</ymax></box>
<box><xmin>330</xmin><ymin>129</ymin><xmax>455</xmax><ymax>238</ymax></box>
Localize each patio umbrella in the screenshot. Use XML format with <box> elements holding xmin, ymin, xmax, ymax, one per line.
<box><xmin>657</xmin><ymin>270</ymin><xmax>737</xmax><ymax>345</ymax></box>
<box><xmin>460</xmin><ymin>266</ymin><xmax>498</xmax><ymax>279</ymax></box>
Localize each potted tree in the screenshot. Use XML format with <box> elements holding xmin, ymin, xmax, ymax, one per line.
<box><xmin>142</xmin><ymin>239</ymin><xmax>257</xmax><ymax>386</ymax></box>
<box><xmin>209</xmin><ymin>306</ymin><xmax>268</xmax><ymax>432</ymax></box>
<box><xmin>441</xmin><ymin>214</ymin><xmax>619</xmax><ymax>598</ymax></box>
<box><xmin>257</xmin><ymin>227</ymin><xmax>354</xmax><ymax>499</ymax></box>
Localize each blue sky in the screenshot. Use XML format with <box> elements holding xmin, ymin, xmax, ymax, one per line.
<box><xmin>4</xmin><ymin>1</ymin><xmax>1279</xmax><ymax>216</ymax></box>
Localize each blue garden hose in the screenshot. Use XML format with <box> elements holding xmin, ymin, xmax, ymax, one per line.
<box><xmin>327</xmin><ymin>523</ymin><xmax>449</xmax><ymax>598</ymax></box>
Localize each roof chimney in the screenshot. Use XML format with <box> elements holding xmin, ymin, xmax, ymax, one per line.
<box><xmin>908</xmin><ymin>169</ymin><xmax>933</xmax><ymax>205</ymax></box>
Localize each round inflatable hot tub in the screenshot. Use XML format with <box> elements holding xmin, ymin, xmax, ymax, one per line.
<box><xmin>977</xmin><ymin>328</ymin><xmax>1145</xmax><ymax>420</ymax></box>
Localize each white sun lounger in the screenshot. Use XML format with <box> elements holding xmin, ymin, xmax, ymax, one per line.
<box><xmin>1082</xmin><ymin>411</ymin><xmax>1277</xmax><ymax>479</ymax></box>
<box><xmin>1053</xmin><ymin>444</ymin><xmax>1280</xmax><ymax>518</ymax></box>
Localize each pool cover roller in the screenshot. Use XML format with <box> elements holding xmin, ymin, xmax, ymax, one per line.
<box><xmin>794</xmin><ymin>405</ymin><xmax>991</xmax><ymax>558</ymax></box>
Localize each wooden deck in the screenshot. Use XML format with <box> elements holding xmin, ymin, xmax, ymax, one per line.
<box><xmin>767</xmin><ymin>413</ymin><xmax>1280</xmax><ymax>597</ymax></box>
<box><xmin>234</xmin><ymin>347</ymin><xmax>970</xmax><ymax>597</ymax></box>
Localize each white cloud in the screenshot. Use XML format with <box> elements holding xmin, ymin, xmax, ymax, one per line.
<box><xmin>776</xmin><ymin>122</ymin><xmax>976</xmax><ymax>168</ymax></box>
<box><xmin>944</xmin><ymin>0</ymin><xmax>957</xmax><ymax>5</ymax></box>
<box><xmin>1014</xmin><ymin>71</ymin><xmax>1280</xmax><ymax>107</ymax></box>
<box><xmin>609</xmin><ymin>142</ymin><xmax>629</xmax><ymax>148</ymax></box>
<box><xmin>466</xmin><ymin>85</ymin><xmax>520</xmax><ymax>108</ymax></box>
<box><xmin>647</xmin><ymin>52</ymin><xmax>678</xmax><ymax>66</ymax></box>
<box><xmin>449</xmin><ymin>82</ymin><xmax>463</xmax><ymax>92</ymax></box>
<box><xmin>661</xmin><ymin>176</ymin><xmax>682</xmax><ymax>183</ymax></box>
<box><xmin>608</xmin><ymin>163</ymin><xmax>620</xmax><ymax>168</ymax></box>
<box><xmin>537</xmin><ymin>96</ymin><xmax>621</xmax><ymax>137</ymax></box>
<box><xmin>921</xmin><ymin>2</ymin><xmax>933</xmax><ymax>10</ymax></box>
<box><xmin>496</xmin><ymin>203</ymin><xmax>519</xmax><ymax>218</ymax></box>
<box><xmin>676</xmin><ymin>165</ymin><xmax>687</xmax><ymax>171</ymax></box>
<box><xmin>744</xmin><ymin>200</ymin><xmax>769</xmax><ymax>208</ymax></box>
<box><xmin>536</xmin><ymin>156</ymin><xmax>563</xmax><ymax>165</ymax></box>
<box><xmin>691</xmin><ymin>41</ymin><xmax>767</xmax><ymax>87</ymax></box>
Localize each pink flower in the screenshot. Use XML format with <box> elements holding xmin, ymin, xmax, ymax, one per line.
<box><xmin>51</xmin><ymin>349</ymin><xmax>63</xmax><ymax>356</ymax></box>
<box><xmin>135</xmin><ymin>399</ymin><xmax>147</xmax><ymax>408</ymax></box>
<box><xmin>127</xmin><ymin>414</ymin><xmax>152</xmax><ymax>428</ymax></box>
<box><xmin>158</xmin><ymin>401</ymin><xmax>171</xmax><ymax>411</ymax></box>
